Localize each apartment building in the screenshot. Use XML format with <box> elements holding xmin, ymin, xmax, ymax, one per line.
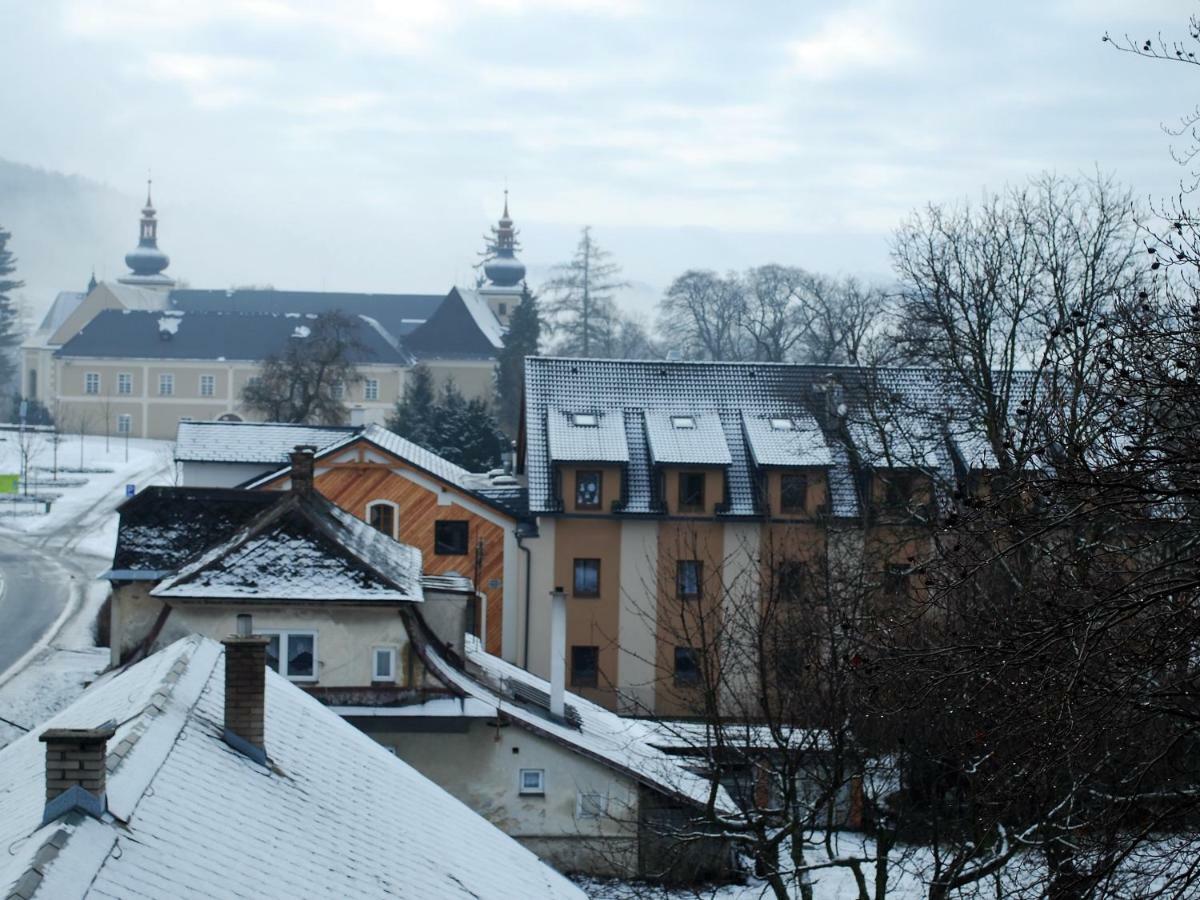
<box><xmin>516</xmin><ymin>357</ymin><xmax>1000</xmax><ymax>716</ymax></box>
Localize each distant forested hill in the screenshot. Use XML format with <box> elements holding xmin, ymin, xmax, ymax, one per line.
<box><xmin>0</xmin><ymin>159</ymin><xmax>130</xmax><ymax>324</ymax></box>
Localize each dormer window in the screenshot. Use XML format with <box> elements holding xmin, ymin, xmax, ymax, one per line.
<box><xmin>770</xmin><ymin>417</ymin><xmax>795</xmax><ymax>430</ymax></box>
<box><xmin>575</xmin><ymin>471</ymin><xmax>602</xmax><ymax>510</ymax></box>
<box><xmin>572</xmin><ymin>413</ymin><xmax>598</xmax><ymax>427</ymax></box>
<box><xmin>679</xmin><ymin>472</ymin><xmax>706</xmax><ymax>512</ymax></box>
<box><xmin>670</xmin><ymin>416</ymin><xmax>696</xmax><ymax>429</ymax></box>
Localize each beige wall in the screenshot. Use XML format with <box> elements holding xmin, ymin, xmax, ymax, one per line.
<box><xmin>661</xmin><ymin>467</ymin><xmax>725</xmax><ymax>516</ymax></box>
<box><xmin>555</xmin><ymin>517</ymin><xmax>623</xmax><ymax>710</ymax></box>
<box><xmin>424</xmin><ymin>359</ymin><xmax>494</xmax><ymax>403</ymax></box>
<box><xmin>374</xmin><ymin>718</ymin><xmax>640</xmax><ymax>876</ymax></box>
<box><xmin>558</xmin><ymin>464</ymin><xmax>623</xmax><ymax>515</ymax></box>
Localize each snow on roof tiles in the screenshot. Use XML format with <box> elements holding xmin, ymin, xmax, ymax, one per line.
<box><xmin>152</xmin><ymin>494</ymin><xmax>424</xmax><ymax>602</ymax></box>
<box><xmin>741</xmin><ymin>411</ymin><xmax>832</xmax><ymax>467</ymax></box>
<box><xmin>175</xmin><ymin>421</ymin><xmax>357</xmax><ymax>464</ymax></box>
<box><xmin>0</xmin><ymin>636</ymin><xmax>584</xmax><ymax>900</ymax></box>
<box><xmin>546</xmin><ymin>408</ymin><xmax>630</xmax><ymax>463</ymax></box>
<box><xmin>424</xmin><ymin>635</ymin><xmax>736</xmax><ymax>816</ymax></box>
<box><xmin>643</xmin><ymin>410</ymin><xmax>732</xmax><ymax>466</ymax></box>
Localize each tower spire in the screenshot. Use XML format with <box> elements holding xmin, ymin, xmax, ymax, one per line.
<box><xmin>120</xmin><ymin>177</ymin><xmax>173</xmax><ymax>287</ymax></box>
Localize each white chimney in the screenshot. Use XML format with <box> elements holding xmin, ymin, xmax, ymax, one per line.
<box><xmin>549</xmin><ymin>586</ymin><xmax>566</xmax><ymax>719</ymax></box>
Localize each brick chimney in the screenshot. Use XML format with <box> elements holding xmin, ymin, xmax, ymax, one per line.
<box><xmin>39</xmin><ymin>725</ymin><xmax>115</xmax><ymax>824</ymax></box>
<box><xmin>289</xmin><ymin>444</ymin><xmax>317</xmax><ymax>495</ymax></box>
<box><xmin>222</xmin><ymin>614</ymin><xmax>270</xmax><ymax>765</ymax></box>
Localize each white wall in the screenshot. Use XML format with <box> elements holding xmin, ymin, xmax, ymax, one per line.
<box><xmin>179</xmin><ymin>460</ymin><xmax>277</xmax><ymax>488</ymax></box>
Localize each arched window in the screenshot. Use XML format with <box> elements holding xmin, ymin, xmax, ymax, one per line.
<box><xmin>366</xmin><ymin>501</ymin><xmax>398</xmax><ymax>539</ymax></box>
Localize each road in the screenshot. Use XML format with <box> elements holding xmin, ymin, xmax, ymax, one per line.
<box><xmin>0</xmin><ymin>539</ymin><xmax>73</xmax><ymax>678</ymax></box>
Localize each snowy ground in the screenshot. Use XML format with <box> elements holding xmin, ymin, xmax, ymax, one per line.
<box><xmin>0</xmin><ymin>432</ymin><xmax>172</xmax><ymax>748</ymax></box>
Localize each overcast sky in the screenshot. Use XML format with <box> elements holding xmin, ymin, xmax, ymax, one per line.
<box><xmin>0</xmin><ymin>0</ymin><xmax>1195</xmax><ymax>312</ymax></box>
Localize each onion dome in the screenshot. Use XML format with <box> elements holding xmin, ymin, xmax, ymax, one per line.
<box><xmin>483</xmin><ymin>191</ymin><xmax>526</xmax><ymax>288</ymax></box>
<box><xmin>124</xmin><ymin>180</ymin><xmax>171</xmax><ymax>279</ymax></box>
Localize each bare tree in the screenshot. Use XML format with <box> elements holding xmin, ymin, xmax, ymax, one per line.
<box><xmin>658</xmin><ymin>270</ymin><xmax>747</xmax><ymax>360</ymax></box>
<box><xmin>241</xmin><ymin>311</ymin><xmax>367</xmax><ymax>424</ymax></box>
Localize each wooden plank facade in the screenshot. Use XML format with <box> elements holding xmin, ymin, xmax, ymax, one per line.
<box><xmin>257</xmin><ymin>441</ymin><xmax>513</xmax><ymax>656</ymax></box>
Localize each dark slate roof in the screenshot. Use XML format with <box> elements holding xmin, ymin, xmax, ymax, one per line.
<box><xmin>55</xmin><ymin>309</ymin><xmax>409</xmax><ymax>364</ymax></box>
<box><xmin>403</xmin><ymin>288</ymin><xmax>504</xmax><ymax>361</ymax></box>
<box><xmin>152</xmin><ymin>492</ymin><xmax>423</xmax><ymax>602</ymax></box>
<box><xmin>170</xmin><ymin>288</ymin><xmax>443</xmax><ymax>340</ymax></box>
<box><xmin>522</xmin><ymin>357</ymin><xmax>1025</xmax><ymax>518</ymax></box>
<box><xmin>110</xmin><ymin>486</ymin><xmax>282</xmax><ymax>576</ymax></box>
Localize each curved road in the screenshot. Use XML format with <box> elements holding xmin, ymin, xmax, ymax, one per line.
<box><xmin>0</xmin><ymin>540</ymin><xmax>72</xmax><ymax>676</ymax></box>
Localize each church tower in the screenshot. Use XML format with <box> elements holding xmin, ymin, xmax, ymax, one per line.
<box><xmin>478</xmin><ymin>191</ymin><xmax>526</xmax><ymax>327</ymax></box>
<box><xmin>119</xmin><ymin>180</ymin><xmax>175</xmax><ymax>288</ymax></box>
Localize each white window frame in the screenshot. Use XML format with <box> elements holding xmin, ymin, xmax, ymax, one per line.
<box><xmin>571</xmin><ymin>413</ymin><xmax>597</xmax><ymax>427</ymax></box>
<box><xmin>670</xmin><ymin>415</ymin><xmax>696</xmax><ymax>429</ymax></box>
<box><xmin>576</xmin><ymin>790</ymin><xmax>608</xmax><ymax>819</ymax></box>
<box><xmin>259</xmin><ymin>629</ymin><xmax>319</xmax><ymax>683</ymax></box>
<box><xmin>364</xmin><ymin>379</ymin><xmax>379</xmax><ymax>401</ymax></box>
<box><xmin>116</xmin><ymin>414</ymin><xmax>132</xmax><ymax>435</ymax></box>
<box><xmin>84</xmin><ymin>372</ymin><xmax>100</xmax><ymax>395</ymax></box>
<box><xmin>199</xmin><ymin>373</ymin><xmax>216</xmax><ymax>397</ymax></box>
<box><xmin>372</xmin><ymin>646</ymin><xmax>397</xmax><ymax>682</ymax></box>
<box><xmin>770</xmin><ymin>417</ymin><xmax>795</xmax><ymax>431</ymax></box>
<box><xmin>366</xmin><ymin>500</ymin><xmax>399</xmax><ymax>539</ymax></box>
<box><xmin>117</xmin><ymin>372</ymin><xmax>133</xmax><ymax>395</ymax></box>
<box><xmin>518</xmin><ymin>768</ymin><xmax>545</xmax><ymax>796</ymax></box>
<box><xmin>158</xmin><ymin>373</ymin><xmax>174</xmax><ymax>396</ymax></box>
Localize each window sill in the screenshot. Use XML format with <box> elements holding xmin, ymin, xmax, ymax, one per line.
<box><xmin>572</xmin><ymin>593</ymin><xmax>600</xmax><ymax>600</ymax></box>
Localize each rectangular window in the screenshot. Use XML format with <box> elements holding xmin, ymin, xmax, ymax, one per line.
<box><xmin>678</xmin><ymin>472</ymin><xmax>706</xmax><ymax>511</ymax></box>
<box><xmin>776</xmin><ymin>561</ymin><xmax>808</xmax><ymax>603</ymax></box>
<box><xmin>677</xmin><ymin>560</ymin><xmax>702</xmax><ymax>600</ymax></box>
<box><xmin>884</xmin><ymin>471</ymin><xmax>917</xmax><ymax>509</ymax></box>
<box><xmin>674</xmin><ymin>647</ymin><xmax>701</xmax><ymax>686</ymax></box>
<box><xmin>368</xmin><ymin>503</ymin><xmax>396</xmax><ymax>538</ymax></box>
<box><xmin>84</xmin><ymin>372</ymin><xmax>100</xmax><ymax>395</ymax></box>
<box><xmin>364</xmin><ymin>379</ymin><xmax>379</xmax><ymax>401</ymax></box>
<box><xmin>200</xmin><ymin>374</ymin><xmax>215</xmax><ymax>397</ymax></box>
<box><xmin>263</xmin><ymin>631</ymin><xmax>317</xmax><ymax>682</ymax></box>
<box><xmin>158</xmin><ymin>373</ymin><xmax>174</xmax><ymax>396</ymax></box>
<box><xmin>571</xmin><ymin>413</ymin><xmax>597</xmax><ymax>427</ymax></box>
<box><xmin>498</xmin><ymin>302</ymin><xmax>508</xmax><ymax>316</ymax></box>
<box><xmin>434</xmin><ymin>520</ymin><xmax>469</xmax><ymax>555</ymax></box>
<box><xmin>671</xmin><ymin>415</ymin><xmax>696</xmax><ymax>429</ymax></box>
<box><xmin>117</xmin><ymin>373</ymin><xmax>132</xmax><ymax>395</ymax></box>
<box><xmin>571</xmin><ymin>645</ymin><xmax>599</xmax><ymax>688</ymax></box>
<box><xmin>781</xmin><ymin>473</ymin><xmax>808</xmax><ymax>514</ymax></box>
<box><xmin>331</xmin><ymin>382</ymin><xmax>345</xmax><ymax>400</ymax></box>
<box><xmin>577</xmin><ymin>791</ymin><xmax>607</xmax><ymax>819</ymax></box>
<box><xmin>770</xmin><ymin>417</ymin><xmax>795</xmax><ymax>430</ymax></box>
<box><xmin>883</xmin><ymin>563</ymin><xmax>911</xmax><ymax>597</ymax></box>
<box><xmin>372</xmin><ymin>647</ymin><xmax>396</xmax><ymax>682</ymax></box>
<box><xmin>573</xmin><ymin>558</ymin><xmax>600</xmax><ymax>597</ymax></box>
<box><xmin>518</xmin><ymin>768</ymin><xmax>545</xmax><ymax>795</ymax></box>
<box><xmin>117</xmin><ymin>414</ymin><xmax>132</xmax><ymax>435</ymax></box>
<box><xmin>575</xmin><ymin>470</ymin><xmax>602</xmax><ymax>510</ymax></box>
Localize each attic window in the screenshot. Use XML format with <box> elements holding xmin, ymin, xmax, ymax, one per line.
<box><xmin>571</xmin><ymin>413</ymin><xmax>598</xmax><ymax>427</ymax></box>
<box><xmin>770</xmin><ymin>418</ymin><xmax>795</xmax><ymax>431</ymax></box>
<box><xmin>671</xmin><ymin>416</ymin><xmax>696</xmax><ymax>430</ymax></box>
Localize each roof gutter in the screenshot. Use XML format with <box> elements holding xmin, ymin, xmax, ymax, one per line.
<box><xmin>517</xmin><ymin>530</ymin><xmax>532</xmax><ymax>669</ymax></box>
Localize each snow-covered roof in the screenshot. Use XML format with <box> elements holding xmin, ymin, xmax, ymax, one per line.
<box><xmin>643</xmin><ymin>410</ymin><xmax>732</xmax><ymax>466</ymax></box>
<box><xmin>0</xmin><ymin>636</ymin><xmax>584</xmax><ymax>900</ymax></box>
<box><xmin>741</xmin><ymin>411</ymin><xmax>832</xmax><ymax>467</ymax></box>
<box><xmin>423</xmin><ymin>634</ymin><xmax>735</xmax><ymax>816</ymax></box>
<box><xmin>247</xmin><ymin>423</ymin><xmax>528</xmax><ymax>519</ymax></box>
<box><xmin>35</xmin><ymin>290</ymin><xmax>86</xmax><ymax>336</ymax></box>
<box><xmin>523</xmin><ymin>358</ymin><xmax>1028</xmax><ymax>518</ymax></box>
<box><xmin>546</xmin><ymin>408</ymin><xmax>630</xmax><ymax>463</ymax></box>
<box><xmin>175</xmin><ymin>421</ymin><xmax>357</xmax><ymax>464</ymax></box>
<box><xmin>152</xmin><ymin>493</ymin><xmax>424</xmax><ymax>603</ymax></box>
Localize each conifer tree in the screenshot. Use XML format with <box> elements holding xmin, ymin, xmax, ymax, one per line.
<box><xmin>494</xmin><ymin>287</ymin><xmax>541</xmax><ymax>438</ymax></box>
<box><xmin>542</xmin><ymin>226</ymin><xmax>629</xmax><ymax>357</ymax></box>
<box><xmin>387</xmin><ymin>366</ymin><xmax>506</xmax><ymax>470</ymax></box>
<box><xmin>0</xmin><ymin>226</ymin><xmax>25</xmax><ymax>395</ymax></box>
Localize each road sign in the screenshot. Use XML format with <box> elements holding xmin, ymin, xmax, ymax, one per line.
<box><xmin>125</xmin><ymin>484</ymin><xmax>135</xmax><ymax>497</ymax></box>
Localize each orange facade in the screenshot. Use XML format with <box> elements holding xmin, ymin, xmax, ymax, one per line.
<box><xmin>258</xmin><ymin>442</ymin><xmax>512</xmax><ymax>656</ymax></box>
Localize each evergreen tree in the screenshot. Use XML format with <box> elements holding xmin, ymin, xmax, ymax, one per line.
<box><xmin>0</xmin><ymin>227</ymin><xmax>25</xmax><ymax>394</ymax></box>
<box><xmin>542</xmin><ymin>226</ymin><xmax>629</xmax><ymax>357</ymax></box>
<box><xmin>387</xmin><ymin>366</ymin><xmax>507</xmax><ymax>471</ymax></box>
<box><xmin>494</xmin><ymin>287</ymin><xmax>541</xmax><ymax>438</ymax></box>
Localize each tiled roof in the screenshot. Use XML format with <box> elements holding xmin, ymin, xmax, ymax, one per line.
<box><xmin>424</xmin><ymin>634</ymin><xmax>737</xmax><ymax>816</ymax></box>
<box><xmin>170</xmin><ymin>288</ymin><xmax>443</xmax><ymax>340</ymax></box>
<box><xmin>741</xmin><ymin>411</ymin><xmax>832</xmax><ymax>468</ymax></box>
<box><xmin>523</xmin><ymin>358</ymin><xmax>1022</xmax><ymax>518</ymax></box>
<box><xmin>0</xmin><ymin>636</ymin><xmax>584</xmax><ymax>899</ymax></box>
<box><xmin>175</xmin><ymin>421</ymin><xmax>357</xmax><ymax>464</ymax></box>
<box><xmin>403</xmin><ymin>287</ymin><xmax>504</xmax><ymax>361</ymax></box>
<box><xmin>644</xmin><ymin>410</ymin><xmax>732</xmax><ymax>466</ymax></box>
<box><xmin>56</xmin><ymin>309</ymin><xmax>409</xmax><ymax>364</ymax></box>
<box><xmin>546</xmin><ymin>408</ymin><xmax>630</xmax><ymax>463</ymax></box>
<box><xmin>152</xmin><ymin>493</ymin><xmax>424</xmax><ymax>602</ymax></box>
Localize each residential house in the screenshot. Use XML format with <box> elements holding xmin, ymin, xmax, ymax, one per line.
<box><xmin>174</xmin><ymin>420</ymin><xmax>357</xmax><ymax>487</ymax></box>
<box><xmin>517</xmin><ymin>357</ymin><xmax>1005</xmax><ymax>715</ymax></box>
<box><xmin>0</xmin><ymin>632</ymin><xmax>584</xmax><ymax>899</ymax></box>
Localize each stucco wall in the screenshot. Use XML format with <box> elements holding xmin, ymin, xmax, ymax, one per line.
<box><xmin>369</xmin><ymin>718</ymin><xmax>640</xmax><ymax>877</ymax></box>
<box><xmin>179</xmin><ymin>461</ymin><xmax>277</xmax><ymax>488</ymax></box>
